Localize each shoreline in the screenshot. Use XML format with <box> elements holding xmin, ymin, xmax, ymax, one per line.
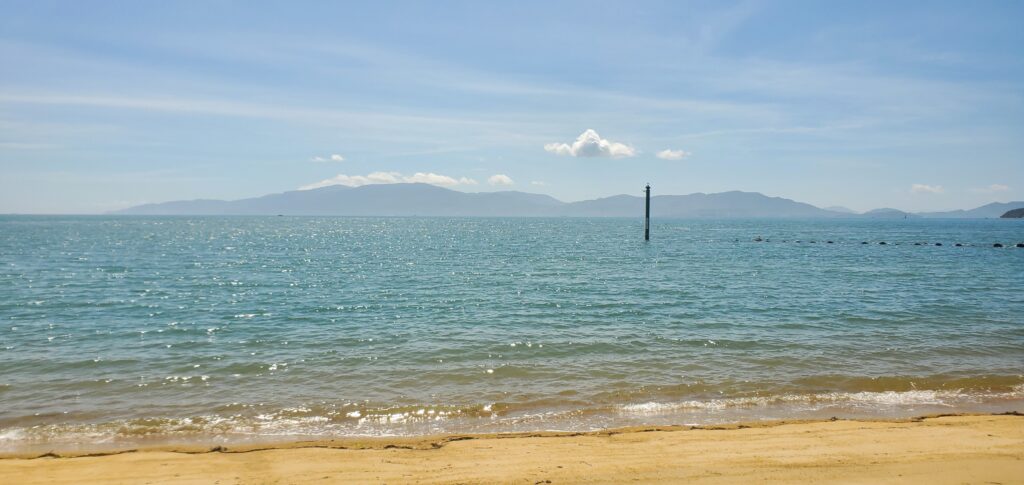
<box><xmin>3</xmin><ymin>413</ymin><xmax>1022</xmax><ymax>483</ymax></box>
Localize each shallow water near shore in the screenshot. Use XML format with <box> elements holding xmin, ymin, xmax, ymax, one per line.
<box><xmin>1</xmin><ymin>215</ymin><xmax>1022</xmax><ymax>453</ymax></box>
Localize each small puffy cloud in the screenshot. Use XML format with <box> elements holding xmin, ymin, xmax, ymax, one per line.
<box><xmin>311</xmin><ymin>154</ymin><xmax>345</xmax><ymax>162</ymax></box>
<box><xmin>656</xmin><ymin>149</ymin><xmax>690</xmax><ymax>160</ymax></box>
<box><xmin>299</xmin><ymin>171</ymin><xmax>477</xmax><ymax>190</ymax></box>
<box><xmin>910</xmin><ymin>183</ymin><xmax>944</xmax><ymax>194</ymax></box>
<box><xmin>488</xmin><ymin>174</ymin><xmax>514</xmax><ymax>186</ymax></box>
<box><xmin>544</xmin><ymin>129</ymin><xmax>636</xmax><ymax>158</ymax></box>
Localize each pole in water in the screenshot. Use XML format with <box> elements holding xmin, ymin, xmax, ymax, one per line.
<box><xmin>644</xmin><ymin>183</ymin><xmax>651</xmax><ymax>241</ymax></box>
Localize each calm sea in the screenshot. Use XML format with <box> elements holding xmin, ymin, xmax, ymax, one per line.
<box><xmin>1</xmin><ymin>216</ymin><xmax>1022</xmax><ymax>452</ymax></box>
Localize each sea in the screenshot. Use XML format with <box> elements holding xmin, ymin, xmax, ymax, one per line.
<box><xmin>1</xmin><ymin>215</ymin><xmax>1022</xmax><ymax>453</ymax></box>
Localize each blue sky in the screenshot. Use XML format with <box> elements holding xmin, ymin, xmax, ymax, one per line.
<box><xmin>1</xmin><ymin>0</ymin><xmax>1022</xmax><ymax>213</ymax></box>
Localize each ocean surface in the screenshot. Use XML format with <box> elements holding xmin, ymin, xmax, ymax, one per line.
<box><xmin>1</xmin><ymin>216</ymin><xmax>1022</xmax><ymax>453</ymax></box>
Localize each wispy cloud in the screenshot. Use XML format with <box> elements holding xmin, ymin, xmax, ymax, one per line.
<box><xmin>910</xmin><ymin>183</ymin><xmax>944</xmax><ymax>194</ymax></box>
<box><xmin>311</xmin><ymin>154</ymin><xmax>345</xmax><ymax>162</ymax></box>
<box><xmin>981</xmin><ymin>183</ymin><xmax>1009</xmax><ymax>193</ymax></box>
<box><xmin>655</xmin><ymin>149</ymin><xmax>690</xmax><ymax>160</ymax></box>
<box><xmin>406</xmin><ymin>172</ymin><xmax>478</xmax><ymax>186</ymax></box>
<box><xmin>487</xmin><ymin>174</ymin><xmax>514</xmax><ymax>186</ymax></box>
<box><xmin>544</xmin><ymin>129</ymin><xmax>635</xmax><ymax>158</ymax></box>
<box><xmin>299</xmin><ymin>171</ymin><xmax>477</xmax><ymax>190</ymax></box>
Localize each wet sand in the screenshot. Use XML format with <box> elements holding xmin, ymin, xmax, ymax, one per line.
<box><xmin>1</xmin><ymin>414</ymin><xmax>1021</xmax><ymax>484</ymax></box>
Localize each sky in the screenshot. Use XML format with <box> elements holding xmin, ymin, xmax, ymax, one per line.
<box><xmin>1</xmin><ymin>0</ymin><xmax>1023</xmax><ymax>214</ymax></box>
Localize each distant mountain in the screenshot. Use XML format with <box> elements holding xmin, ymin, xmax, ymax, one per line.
<box><xmin>566</xmin><ymin>191</ymin><xmax>844</xmax><ymax>218</ymax></box>
<box><xmin>117</xmin><ymin>184</ymin><xmax>565</xmax><ymax>217</ymax></box>
<box><xmin>111</xmin><ymin>184</ymin><xmax>1018</xmax><ymax>219</ymax></box>
<box><xmin>1001</xmin><ymin>208</ymin><xmax>1024</xmax><ymax>218</ymax></box>
<box><xmin>114</xmin><ymin>184</ymin><xmax>846</xmax><ymax>218</ymax></box>
<box><xmin>919</xmin><ymin>201</ymin><xmax>1024</xmax><ymax>219</ymax></box>
<box><xmin>825</xmin><ymin>206</ymin><xmax>857</xmax><ymax>214</ymax></box>
<box><xmin>862</xmin><ymin>208</ymin><xmax>917</xmax><ymax>219</ymax></box>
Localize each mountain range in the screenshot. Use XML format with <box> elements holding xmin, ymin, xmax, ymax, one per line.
<box><xmin>113</xmin><ymin>183</ymin><xmax>1024</xmax><ymax>219</ymax></box>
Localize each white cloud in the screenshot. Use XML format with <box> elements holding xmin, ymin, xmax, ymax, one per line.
<box><xmin>405</xmin><ymin>172</ymin><xmax>478</xmax><ymax>187</ymax></box>
<box><xmin>299</xmin><ymin>171</ymin><xmax>477</xmax><ymax>190</ymax></box>
<box><xmin>969</xmin><ymin>184</ymin><xmax>1010</xmax><ymax>194</ymax></box>
<box><xmin>312</xmin><ymin>154</ymin><xmax>345</xmax><ymax>162</ymax></box>
<box><xmin>488</xmin><ymin>174</ymin><xmax>514</xmax><ymax>186</ymax></box>
<box><xmin>544</xmin><ymin>129</ymin><xmax>636</xmax><ymax>158</ymax></box>
<box><xmin>655</xmin><ymin>149</ymin><xmax>690</xmax><ymax>160</ymax></box>
<box><xmin>910</xmin><ymin>183</ymin><xmax>944</xmax><ymax>194</ymax></box>
<box><xmin>530</xmin><ymin>181</ymin><xmax>546</xmax><ymax>186</ymax></box>
<box><xmin>970</xmin><ymin>184</ymin><xmax>1011</xmax><ymax>193</ymax></box>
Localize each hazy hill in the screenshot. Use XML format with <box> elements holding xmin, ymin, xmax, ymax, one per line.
<box><xmin>1001</xmin><ymin>208</ymin><xmax>1024</xmax><ymax>218</ymax></box>
<box><xmin>113</xmin><ymin>184</ymin><xmax>1015</xmax><ymax>219</ymax></box>
<box><xmin>117</xmin><ymin>184</ymin><xmax>564</xmax><ymax>217</ymax></box>
<box><xmin>565</xmin><ymin>191</ymin><xmax>843</xmax><ymax>218</ymax></box>
<box><xmin>862</xmin><ymin>208</ymin><xmax>917</xmax><ymax>219</ymax></box>
<box><xmin>115</xmin><ymin>185</ymin><xmax>851</xmax><ymax>218</ymax></box>
<box><xmin>919</xmin><ymin>201</ymin><xmax>1024</xmax><ymax>218</ymax></box>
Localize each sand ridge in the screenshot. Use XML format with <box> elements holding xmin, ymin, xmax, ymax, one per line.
<box><xmin>1</xmin><ymin>414</ymin><xmax>1022</xmax><ymax>484</ymax></box>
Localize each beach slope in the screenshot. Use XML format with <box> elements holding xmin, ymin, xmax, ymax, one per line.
<box><xmin>1</xmin><ymin>414</ymin><xmax>1021</xmax><ymax>484</ymax></box>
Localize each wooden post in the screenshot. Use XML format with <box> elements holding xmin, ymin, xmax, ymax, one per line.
<box><xmin>644</xmin><ymin>184</ymin><xmax>650</xmax><ymax>241</ymax></box>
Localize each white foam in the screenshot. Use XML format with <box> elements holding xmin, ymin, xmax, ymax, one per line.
<box><xmin>619</xmin><ymin>388</ymin><xmax>1024</xmax><ymax>416</ymax></box>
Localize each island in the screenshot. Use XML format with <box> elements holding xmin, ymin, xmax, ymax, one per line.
<box><xmin>1001</xmin><ymin>208</ymin><xmax>1024</xmax><ymax>218</ymax></box>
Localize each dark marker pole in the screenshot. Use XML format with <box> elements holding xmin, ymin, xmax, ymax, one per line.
<box><xmin>644</xmin><ymin>184</ymin><xmax>651</xmax><ymax>241</ymax></box>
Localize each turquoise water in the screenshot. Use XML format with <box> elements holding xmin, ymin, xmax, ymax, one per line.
<box><xmin>1</xmin><ymin>216</ymin><xmax>1022</xmax><ymax>452</ymax></box>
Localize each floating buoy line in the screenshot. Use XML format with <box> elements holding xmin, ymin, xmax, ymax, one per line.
<box><xmin>746</xmin><ymin>239</ymin><xmax>1024</xmax><ymax>248</ymax></box>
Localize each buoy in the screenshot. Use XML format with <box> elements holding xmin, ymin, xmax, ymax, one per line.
<box><xmin>935</xmin><ymin>243</ymin><xmax>942</xmax><ymax>246</ymax></box>
<box><xmin>879</xmin><ymin>241</ymin><xmax>887</xmax><ymax>245</ymax></box>
<box><xmin>826</xmin><ymin>241</ymin><xmax>834</xmax><ymax>244</ymax></box>
<box><xmin>861</xmin><ymin>241</ymin><xmax>868</xmax><ymax>245</ymax></box>
<box><xmin>1017</xmin><ymin>243</ymin><xmax>1024</xmax><ymax>248</ymax></box>
<box><xmin>955</xmin><ymin>243</ymin><xmax>963</xmax><ymax>247</ymax></box>
<box><xmin>993</xmin><ymin>243</ymin><xmax>1004</xmax><ymax>248</ymax></box>
<box><xmin>914</xmin><ymin>242</ymin><xmax>921</xmax><ymax>246</ymax></box>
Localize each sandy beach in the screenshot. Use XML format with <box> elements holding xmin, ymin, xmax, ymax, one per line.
<box><xmin>1</xmin><ymin>414</ymin><xmax>1021</xmax><ymax>484</ymax></box>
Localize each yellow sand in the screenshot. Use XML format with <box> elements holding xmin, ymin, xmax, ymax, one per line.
<box><xmin>1</xmin><ymin>414</ymin><xmax>1022</xmax><ymax>484</ymax></box>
